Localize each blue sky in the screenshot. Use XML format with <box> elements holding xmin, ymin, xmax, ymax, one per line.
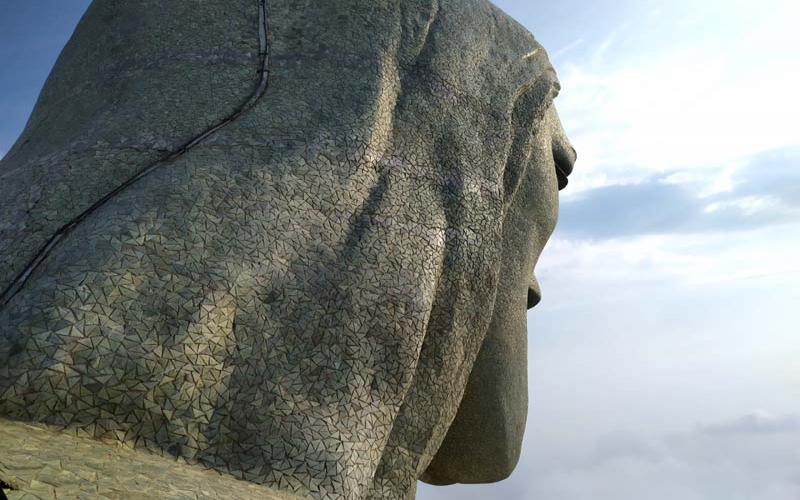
<box><xmin>2</xmin><ymin>1</ymin><xmax>799</xmax><ymax>499</ymax></box>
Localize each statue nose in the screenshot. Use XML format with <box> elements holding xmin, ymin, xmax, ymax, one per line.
<box><xmin>554</xmin><ymin>141</ymin><xmax>576</xmax><ymax>177</ymax></box>
<box><xmin>547</xmin><ymin>105</ymin><xmax>576</xmax><ymax>191</ymax></box>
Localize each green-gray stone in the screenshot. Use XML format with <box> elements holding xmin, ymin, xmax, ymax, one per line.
<box><xmin>0</xmin><ymin>0</ymin><xmax>575</xmax><ymax>499</ymax></box>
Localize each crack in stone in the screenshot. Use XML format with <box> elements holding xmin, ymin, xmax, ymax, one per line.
<box><xmin>0</xmin><ymin>0</ymin><xmax>272</xmax><ymax>310</ymax></box>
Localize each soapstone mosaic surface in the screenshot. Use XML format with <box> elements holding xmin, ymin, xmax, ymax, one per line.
<box><xmin>0</xmin><ymin>0</ymin><xmax>575</xmax><ymax>499</ymax></box>
<box><xmin>0</xmin><ymin>418</ymin><xmax>303</xmax><ymax>500</ymax></box>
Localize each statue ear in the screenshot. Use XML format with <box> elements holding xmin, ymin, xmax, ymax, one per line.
<box><xmin>502</xmin><ymin>78</ymin><xmax>556</xmax><ymax>206</ymax></box>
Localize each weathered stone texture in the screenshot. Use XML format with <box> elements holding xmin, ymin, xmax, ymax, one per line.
<box><xmin>0</xmin><ymin>417</ymin><xmax>303</xmax><ymax>500</ymax></box>
<box><xmin>0</xmin><ymin>0</ymin><xmax>575</xmax><ymax>499</ymax></box>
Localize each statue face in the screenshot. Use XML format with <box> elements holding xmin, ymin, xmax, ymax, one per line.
<box><xmin>0</xmin><ymin>0</ymin><xmax>574</xmax><ymax>497</ymax></box>
<box><xmin>525</xmin><ymin>104</ymin><xmax>577</xmax><ymax>308</ymax></box>
<box><xmin>421</xmin><ymin>102</ymin><xmax>575</xmax><ymax>485</ymax></box>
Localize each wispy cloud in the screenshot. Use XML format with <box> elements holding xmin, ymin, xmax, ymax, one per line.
<box><xmin>539</xmin><ymin>229</ymin><xmax>800</xmax><ymax>292</ymax></box>
<box><xmin>697</xmin><ymin>410</ymin><xmax>800</xmax><ymax>436</ymax></box>
<box><xmin>555</xmin><ymin>145</ymin><xmax>800</xmax><ymax>239</ymax></box>
<box><xmin>420</xmin><ymin>410</ymin><xmax>800</xmax><ymax>500</ymax></box>
<box><xmin>589</xmin><ymin>31</ymin><xmax>618</xmax><ymax>65</ymax></box>
<box><xmin>550</xmin><ymin>412</ymin><xmax>800</xmax><ymax>500</ymax></box>
<box><xmin>421</xmin><ymin>3</ymin><xmax>800</xmax><ymax>500</ymax></box>
<box><xmin>551</xmin><ymin>38</ymin><xmax>584</xmax><ymax>61</ymax></box>
<box><xmin>553</xmin><ymin>2</ymin><xmax>800</xmax><ymax>194</ymax></box>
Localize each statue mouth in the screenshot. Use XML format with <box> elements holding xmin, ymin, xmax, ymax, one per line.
<box><xmin>555</xmin><ymin>166</ymin><xmax>569</xmax><ymax>190</ymax></box>
<box><xmin>527</xmin><ymin>277</ymin><xmax>542</xmax><ymax>309</ymax></box>
<box><xmin>554</xmin><ymin>143</ymin><xmax>576</xmax><ymax>191</ymax></box>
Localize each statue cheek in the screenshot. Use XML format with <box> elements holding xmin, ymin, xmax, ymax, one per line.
<box><xmin>519</xmin><ymin>132</ymin><xmax>561</xmax><ymax>270</ymax></box>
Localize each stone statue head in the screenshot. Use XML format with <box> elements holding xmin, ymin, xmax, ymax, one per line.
<box><xmin>0</xmin><ymin>0</ymin><xmax>574</xmax><ymax>499</ymax></box>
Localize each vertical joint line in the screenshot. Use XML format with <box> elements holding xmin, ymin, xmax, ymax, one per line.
<box><xmin>0</xmin><ymin>0</ymin><xmax>272</xmax><ymax>310</ymax></box>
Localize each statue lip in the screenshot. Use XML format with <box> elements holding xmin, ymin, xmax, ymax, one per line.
<box><xmin>554</xmin><ymin>143</ymin><xmax>576</xmax><ymax>191</ymax></box>
<box><xmin>527</xmin><ymin>277</ymin><xmax>542</xmax><ymax>309</ymax></box>
<box><xmin>555</xmin><ymin>167</ymin><xmax>569</xmax><ymax>190</ymax></box>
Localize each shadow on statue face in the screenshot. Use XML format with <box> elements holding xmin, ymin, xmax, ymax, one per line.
<box><xmin>422</xmin><ymin>102</ymin><xmax>575</xmax><ymax>485</ymax></box>
<box><xmin>528</xmin><ymin>105</ymin><xmax>577</xmax><ymax>307</ymax></box>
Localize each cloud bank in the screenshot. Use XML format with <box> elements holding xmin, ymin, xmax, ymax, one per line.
<box><xmin>557</xmin><ymin>146</ymin><xmax>800</xmax><ymax>239</ymax></box>
<box><xmin>420</xmin><ymin>410</ymin><xmax>800</xmax><ymax>500</ymax></box>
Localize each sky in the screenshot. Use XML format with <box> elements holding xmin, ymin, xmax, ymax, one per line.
<box><xmin>1</xmin><ymin>1</ymin><xmax>799</xmax><ymax>499</ymax></box>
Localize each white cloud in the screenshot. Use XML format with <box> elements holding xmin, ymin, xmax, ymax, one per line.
<box><xmin>538</xmin><ymin>235</ymin><xmax>712</xmax><ymax>287</ymax></box>
<box><xmin>528</xmin><ymin>415</ymin><xmax>800</xmax><ymax>500</ymax></box>
<box><xmin>656</xmin><ymin>165</ymin><xmax>742</xmax><ymax>199</ymax></box>
<box><xmin>558</xmin><ymin>51</ymin><xmax>800</xmax><ymax>179</ymax></box>
<box><xmin>551</xmin><ymin>38</ymin><xmax>584</xmax><ymax>60</ymax></box>
<box><xmin>697</xmin><ymin>410</ymin><xmax>800</xmax><ymax>436</ymax></box>
<box><xmin>589</xmin><ymin>31</ymin><xmax>619</xmax><ymax>66</ymax></box>
<box><xmin>538</xmin><ymin>225</ymin><xmax>800</xmax><ymax>292</ymax></box>
<box><xmin>694</xmin><ymin>164</ymin><xmax>743</xmax><ymax>198</ymax></box>
<box><xmin>703</xmin><ymin>195</ymin><xmax>781</xmax><ymax>216</ymax></box>
<box><xmin>553</xmin><ymin>1</ymin><xmax>800</xmax><ymax>195</ymax></box>
<box><xmin>420</xmin><ymin>410</ymin><xmax>800</xmax><ymax>500</ymax></box>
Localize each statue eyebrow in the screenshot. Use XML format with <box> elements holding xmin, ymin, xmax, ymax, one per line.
<box><xmin>523</xmin><ymin>48</ymin><xmax>541</xmax><ymax>60</ymax></box>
